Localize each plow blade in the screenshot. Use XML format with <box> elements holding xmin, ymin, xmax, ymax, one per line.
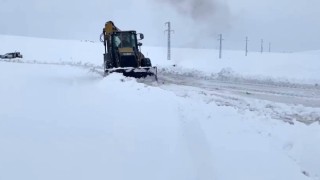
<box><xmin>105</xmin><ymin>66</ymin><xmax>158</xmax><ymax>80</ymax></box>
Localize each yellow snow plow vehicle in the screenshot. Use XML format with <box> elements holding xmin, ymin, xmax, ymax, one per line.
<box><xmin>100</xmin><ymin>21</ymin><xmax>157</xmax><ymax>80</ymax></box>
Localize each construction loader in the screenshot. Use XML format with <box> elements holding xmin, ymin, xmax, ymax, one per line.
<box><xmin>100</xmin><ymin>21</ymin><xmax>157</xmax><ymax>80</ymax></box>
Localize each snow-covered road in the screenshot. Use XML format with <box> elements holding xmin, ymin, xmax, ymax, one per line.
<box><xmin>158</xmin><ymin>70</ymin><xmax>320</xmax><ymax>108</ymax></box>
<box><xmin>149</xmin><ymin>68</ymin><xmax>320</xmax><ymax>125</ymax></box>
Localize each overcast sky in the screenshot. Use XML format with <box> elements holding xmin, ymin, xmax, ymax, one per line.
<box><xmin>1</xmin><ymin>0</ymin><xmax>320</xmax><ymax>51</ymax></box>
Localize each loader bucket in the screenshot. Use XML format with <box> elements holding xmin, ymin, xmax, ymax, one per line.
<box><xmin>105</xmin><ymin>66</ymin><xmax>158</xmax><ymax>81</ymax></box>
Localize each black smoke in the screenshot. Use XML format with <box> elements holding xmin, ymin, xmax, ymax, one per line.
<box><xmin>158</xmin><ymin>0</ymin><xmax>218</xmax><ymax>21</ymax></box>
<box><xmin>155</xmin><ymin>0</ymin><xmax>230</xmax><ymax>48</ymax></box>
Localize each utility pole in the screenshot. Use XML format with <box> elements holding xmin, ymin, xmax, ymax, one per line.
<box><xmin>269</xmin><ymin>42</ymin><xmax>271</xmax><ymax>52</ymax></box>
<box><xmin>245</xmin><ymin>36</ymin><xmax>248</xmax><ymax>56</ymax></box>
<box><xmin>164</xmin><ymin>22</ymin><xmax>174</xmax><ymax>60</ymax></box>
<box><xmin>218</xmin><ymin>34</ymin><xmax>223</xmax><ymax>59</ymax></box>
<box><xmin>261</xmin><ymin>39</ymin><xmax>264</xmax><ymax>54</ymax></box>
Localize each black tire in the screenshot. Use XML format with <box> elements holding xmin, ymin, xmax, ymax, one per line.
<box><xmin>104</xmin><ymin>53</ymin><xmax>113</xmax><ymax>69</ymax></box>
<box><xmin>141</xmin><ymin>58</ymin><xmax>152</xmax><ymax>67</ymax></box>
<box><xmin>115</xmin><ymin>54</ymin><xmax>121</xmax><ymax>67</ymax></box>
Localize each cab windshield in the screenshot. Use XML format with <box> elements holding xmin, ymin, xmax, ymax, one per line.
<box><xmin>113</xmin><ymin>33</ymin><xmax>136</xmax><ymax>48</ymax></box>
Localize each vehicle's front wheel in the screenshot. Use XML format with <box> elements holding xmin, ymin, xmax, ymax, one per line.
<box><xmin>141</xmin><ymin>58</ymin><xmax>152</xmax><ymax>67</ymax></box>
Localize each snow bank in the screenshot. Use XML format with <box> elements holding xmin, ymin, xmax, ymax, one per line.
<box><xmin>146</xmin><ymin>47</ymin><xmax>320</xmax><ymax>84</ymax></box>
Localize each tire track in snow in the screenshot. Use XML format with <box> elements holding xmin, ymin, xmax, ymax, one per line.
<box><xmin>157</xmin><ymin>70</ymin><xmax>320</xmax><ymax>108</ymax></box>
<box><xmin>177</xmin><ymin>106</ymin><xmax>215</xmax><ymax>180</ymax></box>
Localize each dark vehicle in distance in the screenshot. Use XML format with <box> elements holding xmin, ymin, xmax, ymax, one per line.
<box><xmin>0</xmin><ymin>52</ymin><xmax>23</xmax><ymax>59</ymax></box>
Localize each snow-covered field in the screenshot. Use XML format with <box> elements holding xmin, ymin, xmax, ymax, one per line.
<box><xmin>1</xmin><ymin>35</ymin><xmax>320</xmax><ymax>84</ymax></box>
<box><xmin>0</xmin><ymin>35</ymin><xmax>320</xmax><ymax>180</ymax></box>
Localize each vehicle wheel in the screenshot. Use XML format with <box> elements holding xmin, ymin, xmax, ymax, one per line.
<box><xmin>104</xmin><ymin>53</ymin><xmax>113</xmax><ymax>69</ymax></box>
<box><xmin>141</xmin><ymin>58</ymin><xmax>152</xmax><ymax>67</ymax></box>
<box><xmin>115</xmin><ymin>54</ymin><xmax>121</xmax><ymax>67</ymax></box>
